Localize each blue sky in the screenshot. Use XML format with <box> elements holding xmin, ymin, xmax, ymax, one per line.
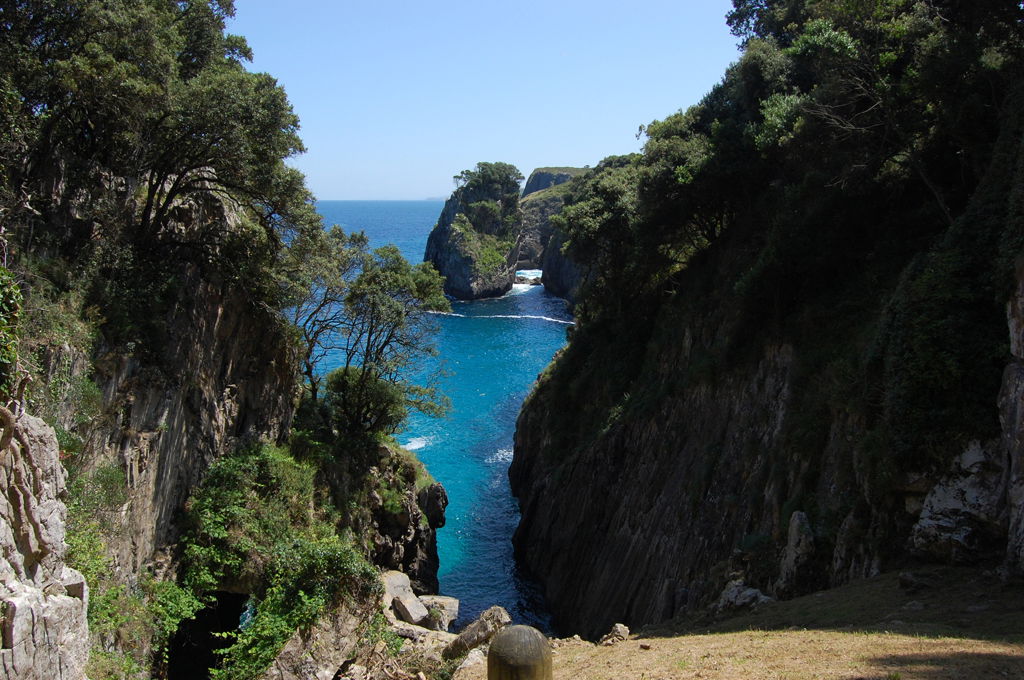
<box><xmin>228</xmin><ymin>1</ymin><xmax>741</xmax><ymax>200</ymax></box>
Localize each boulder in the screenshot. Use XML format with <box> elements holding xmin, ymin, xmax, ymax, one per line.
<box><xmin>443</xmin><ymin>605</ymin><xmax>512</xmax><ymax>659</ymax></box>
<box><xmin>420</xmin><ymin>594</ymin><xmax>459</xmax><ymax>632</ymax></box>
<box><xmin>715</xmin><ymin>579</ymin><xmax>773</xmax><ymax>612</ymax></box>
<box><xmin>598</xmin><ymin>623</ymin><xmax>630</xmax><ymax>646</ymax></box>
<box><xmin>383</xmin><ymin>570</ymin><xmax>429</xmax><ymax>626</ymax></box>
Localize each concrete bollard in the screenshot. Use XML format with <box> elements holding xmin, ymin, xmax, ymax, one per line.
<box><xmin>487</xmin><ymin>625</ymin><xmax>552</xmax><ymax>680</ymax></box>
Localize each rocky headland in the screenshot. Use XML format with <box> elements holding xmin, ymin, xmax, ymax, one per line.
<box><xmin>424</xmin><ymin>164</ymin><xmax>584</xmax><ymax>301</ymax></box>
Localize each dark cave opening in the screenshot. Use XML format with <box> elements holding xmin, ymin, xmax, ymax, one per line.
<box><xmin>166</xmin><ymin>591</ymin><xmax>249</xmax><ymax>679</ymax></box>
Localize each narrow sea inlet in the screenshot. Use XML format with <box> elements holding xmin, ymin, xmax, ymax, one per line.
<box><xmin>316</xmin><ymin>200</ymin><xmax>571</xmax><ymax>629</ymax></box>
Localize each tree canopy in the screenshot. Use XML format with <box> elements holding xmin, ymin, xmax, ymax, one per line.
<box><xmin>0</xmin><ymin>0</ymin><xmax>319</xmax><ymax>256</ymax></box>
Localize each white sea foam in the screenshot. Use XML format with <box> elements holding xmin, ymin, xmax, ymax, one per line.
<box><xmin>486</xmin><ymin>447</ymin><xmax>514</xmax><ymax>464</ymax></box>
<box><xmin>429</xmin><ymin>311</ymin><xmax>574</xmax><ymax>325</ymax></box>
<box><xmin>403</xmin><ymin>436</ymin><xmax>432</xmax><ymax>451</ymax></box>
<box><xmin>508</xmin><ymin>283</ymin><xmax>533</xmax><ymax>296</ymax></box>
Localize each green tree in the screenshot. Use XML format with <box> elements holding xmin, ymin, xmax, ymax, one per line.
<box><xmin>280</xmin><ymin>226</ymin><xmax>367</xmax><ymax>401</ymax></box>
<box><xmin>453</xmin><ymin>161</ymin><xmax>524</xmax><ymax>195</ymax></box>
<box><xmin>324</xmin><ymin>245</ymin><xmax>450</xmax><ymax>441</ymax></box>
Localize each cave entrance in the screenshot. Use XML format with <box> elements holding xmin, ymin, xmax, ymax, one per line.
<box><xmin>166</xmin><ymin>591</ymin><xmax>249</xmax><ymax>679</ymax></box>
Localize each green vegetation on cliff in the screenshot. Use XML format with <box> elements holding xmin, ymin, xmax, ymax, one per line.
<box><xmin>1</xmin><ymin>2</ymin><xmax>449</xmax><ymax>677</ymax></box>
<box><xmin>513</xmin><ymin>0</ymin><xmax>1024</xmax><ymax>635</ymax></box>
<box><xmin>546</xmin><ymin>0</ymin><xmax>1023</xmax><ymax>477</ymax></box>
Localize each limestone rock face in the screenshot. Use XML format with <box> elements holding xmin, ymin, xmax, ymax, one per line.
<box><xmin>511</xmin><ymin>342</ymin><xmax>796</xmax><ymax>638</ymax></box>
<box><xmin>509</xmin><ymin>107</ymin><xmax>1024</xmax><ymax>640</ymax></box>
<box><xmin>423</xmin><ymin>217</ymin><xmax>517</xmax><ymax>299</ymax></box>
<box><xmin>365</xmin><ymin>458</ymin><xmax>447</xmax><ymax>594</ymax></box>
<box><xmin>911</xmin><ymin>442</ymin><xmax>1008</xmax><ymax>562</ymax></box>
<box><xmin>81</xmin><ymin>250</ymin><xmax>298</xmax><ymax>580</ymax></box>
<box><xmin>1001</xmin><ymin>257</ymin><xmax>1024</xmax><ymax>573</ymax></box>
<box><xmin>1</xmin><ymin>412</ymin><xmax>89</xmax><ymax>680</ymax></box>
<box><xmin>775</xmin><ymin>511</ymin><xmax>816</xmax><ymax>596</ymax></box>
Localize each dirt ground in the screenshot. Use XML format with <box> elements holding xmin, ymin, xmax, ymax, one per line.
<box><xmin>450</xmin><ymin>567</ymin><xmax>1024</xmax><ymax>680</ymax></box>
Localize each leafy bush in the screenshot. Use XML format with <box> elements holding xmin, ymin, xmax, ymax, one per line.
<box><xmin>0</xmin><ymin>265</ymin><xmax>21</xmax><ymax>398</ymax></box>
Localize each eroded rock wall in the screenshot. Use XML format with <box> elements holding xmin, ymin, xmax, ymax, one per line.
<box><xmin>81</xmin><ymin>262</ymin><xmax>297</xmax><ymax>579</ymax></box>
<box><xmin>1</xmin><ymin>412</ymin><xmax>89</xmax><ymax>680</ymax></box>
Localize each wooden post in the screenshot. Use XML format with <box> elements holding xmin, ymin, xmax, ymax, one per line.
<box><xmin>487</xmin><ymin>625</ymin><xmax>552</xmax><ymax>680</ymax></box>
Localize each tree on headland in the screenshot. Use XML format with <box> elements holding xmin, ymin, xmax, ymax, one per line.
<box><xmin>453</xmin><ymin>162</ymin><xmax>524</xmax><ymax>195</ymax></box>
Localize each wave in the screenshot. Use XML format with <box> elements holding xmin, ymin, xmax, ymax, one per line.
<box><xmin>486</xmin><ymin>447</ymin><xmax>514</xmax><ymax>464</ymax></box>
<box><xmin>403</xmin><ymin>436</ymin><xmax>432</xmax><ymax>451</ymax></box>
<box><xmin>507</xmin><ymin>283</ymin><xmax>534</xmax><ymax>296</ymax></box>
<box><xmin>516</xmin><ymin>269</ymin><xmax>543</xmax><ymax>279</ymax></box>
<box><xmin>429</xmin><ymin>311</ymin><xmax>574</xmax><ymax>325</ymax></box>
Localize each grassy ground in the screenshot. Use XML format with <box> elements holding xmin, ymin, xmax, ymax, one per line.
<box><xmin>454</xmin><ymin>567</ymin><xmax>1024</xmax><ymax>680</ymax></box>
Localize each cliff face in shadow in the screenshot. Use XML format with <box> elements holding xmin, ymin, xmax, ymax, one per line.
<box><xmin>77</xmin><ymin>201</ymin><xmax>299</xmax><ymax>579</ymax></box>
<box><xmin>510</xmin><ymin>81</ymin><xmax>1024</xmax><ymax>639</ymax></box>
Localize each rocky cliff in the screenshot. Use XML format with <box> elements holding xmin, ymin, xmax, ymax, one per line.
<box><xmin>1</xmin><ymin>411</ymin><xmax>89</xmax><ymax>680</ymax></box>
<box><xmin>79</xmin><ymin>207</ymin><xmax>299</xmax><ymax>580</ymax></box>
<box><xmin>521</xmin><ymin>168</ymin><xmax>585</xmax><ymax>198</ymax></box>
<box><xmin>51</xmin><ymin>196</ymin><xmax>446</xmax><ymax>674</ymax></box>
<box><xmin>424</xmin><ymin>164</ymin><xmax>523</xmax><ymax>299</ymax></box>
<box><xmin>510</xmin><ymin>90</ymin><xmax>1024</xmax><ymax>639</ymax></box>
<box><xmin>517</xmin><ymin>176</ymin><xmax>578</xmax><ymax>271</ymax></box>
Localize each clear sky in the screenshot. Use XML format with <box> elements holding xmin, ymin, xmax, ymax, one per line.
<box><xmin>228</xmin><ymin>1</ymin><xmax>742</xmax><ymax>200</ymax></box>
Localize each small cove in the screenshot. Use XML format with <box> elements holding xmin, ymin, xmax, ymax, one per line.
<box><xmin>316</xmin><ymin>200</ymin><xmax>570</xmax><ymax>629</ymax></box>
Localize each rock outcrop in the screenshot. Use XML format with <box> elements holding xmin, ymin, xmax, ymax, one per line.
<box><xmin>363</xmin><ymin>453</ymin><xmax>448</xmax><ymax>594</ymax></box>
<box><xmin>521</xmin><ymin>168</ymin><xmax>584</xmax><ymax>198</ymax></box>
<box><xmin>1</xmin><ymin>412</ymin><xmax>89</xmax><ymax>680</ymax></box>
<box><xmin>424</xmin><ymin>164</ymin><xmax>583</xmax><ymax>299</ymax></box>
<box><xmin>424</xmin><ymin>166</ymin><xmax>522</xmax><ymax>300</ymax></box>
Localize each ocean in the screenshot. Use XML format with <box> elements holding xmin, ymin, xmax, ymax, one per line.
<box><xmin>316</xmin><ymin>200</ymin><xmax>571</xmax><ymax>629</ymax></box>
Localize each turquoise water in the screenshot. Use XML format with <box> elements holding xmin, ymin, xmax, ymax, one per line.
<box><xmin>316</xmin><ymin>200</ymin><xmax>570</xmax><ymax>629</ymax></box>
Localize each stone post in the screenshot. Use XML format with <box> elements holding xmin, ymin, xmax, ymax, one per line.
<box><xmin>487</xmin><ymin>625</ymin><xmax>551</xmax><ymax>680</ymax></box>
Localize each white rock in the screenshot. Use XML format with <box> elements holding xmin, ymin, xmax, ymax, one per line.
<box><xmin>383</xmin><ymin>570</ymin><xmax>429</xmax><ymax>625</ymax></box>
